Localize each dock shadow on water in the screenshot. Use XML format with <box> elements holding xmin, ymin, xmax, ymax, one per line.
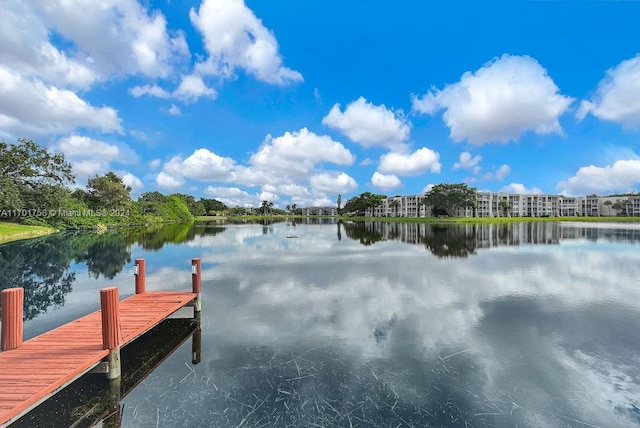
<box><xmin>11</xmin><ymin>317</ymin><xmax>201</xmax><ymax>428</ymax></box>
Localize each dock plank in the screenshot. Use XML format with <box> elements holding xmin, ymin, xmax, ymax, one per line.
<box><xmin>0</xmin><ymin>291</ymin><xmax>196</xmax><ymax>427</ymax></box>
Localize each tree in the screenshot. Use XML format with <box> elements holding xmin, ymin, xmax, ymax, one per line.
<box><xmin>337</xmin><ymin>194</ymin><xmax>342</xmax><ymax>214</ymax></box>
<box><xmin>423</xmin><ymin>183</ymin><xmax>477</xmax><ymax>217</ymax></box>
<box><xmin>389</xmin><ymin>199</ymin><xmax>400</xmax><ymax>217</ymax></box>
<box><xmin>86</xmin><ymin>172</ymin><xmax>132</xmax><ymax>210</ymax></box>
<box><xmin>604</xmin><ymin>200</ymin><xmax>612</xmax><ymax>216</ymax></box>
<box><xmin>499</xmin><ymin>200</ymin><xmax>512</xmax><ymax>217</ymax></box>
<box><xmin>0</xmin><ymin>139</ymin><xmax>74</xmax><ymax>217</ymax></box>
<box><xmin>261</xmin><ymin>200</ymin><xmax>274</xmax><ymax>215</ymax></box>
<box><xmin>200</xmin><ymin>198</ymin><xmax>227</xmax><ymax>214</ymax></box>
<box><xmin>342</xmin><ymin>192</ymin><xmax>387</xmax><ymax>216</ymax></box>
<box><xmin>611</xmin><ymin>200</ymin><xmax>624</xmax><ymax>216</ymax></box>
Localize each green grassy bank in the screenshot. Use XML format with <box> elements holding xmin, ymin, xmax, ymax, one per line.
<box><xmin>0</xmin><ymin>222</ymin><xmax>58</xmax><ymax>244</ymax></box>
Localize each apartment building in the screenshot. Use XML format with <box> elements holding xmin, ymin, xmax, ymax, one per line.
<box><xmin>362</xmin><ymin>192</ymin><xmax>640</xmax><ymax>218</ymax></box>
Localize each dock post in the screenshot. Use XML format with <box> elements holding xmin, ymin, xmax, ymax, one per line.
<box><xmin>1</xmin><ymin>288</ymin><xmax>24</xmax><ymax>351</ymax></box>
<box><xmin>191</xmin><ymin>258</ymin><xmax>202</xmax><ymax>313</ymax></box>
<box><xmin>100</xmin><ymin>287</ymin><xmax>122</xmax><ymax>379</ymax></box>
<box><xmin>134</xmin><ymin>258</ymin><xmax>146</xmax><ymax>294</ymax></box>
<box><xmin>192</xmin><ymin>311</ymin><xmax>201</xmax><ymax>365</ymax></box>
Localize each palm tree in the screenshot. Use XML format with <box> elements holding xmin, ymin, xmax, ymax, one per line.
<box><xmin>390</xmin><ymin>200</ymin><xmax>400</xmax><ymax>217</ymax></box>
<box><xmin>604</xmin><ymin>200</ymin><xmax>612</xmax><ymax>216</ymax></box>
<box><xmin>260</xmin><ymin>200</ymin><xmax>273</xmax><ymax>216</ymax></box>
<box><xmin>291</xmin><ymin>203</ymin><xmax>298</xmax><ymax>215</ymax></box>
<box><xmin>498</xmin><ymin>200</ymin><xmax>511</xmax><ymax>217</ymax></box>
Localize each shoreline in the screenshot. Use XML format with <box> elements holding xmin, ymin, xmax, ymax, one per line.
<box><xmin>0</xmin><ymin>223</ymin><xmax>58</xmax><ymax>245</ymax></box>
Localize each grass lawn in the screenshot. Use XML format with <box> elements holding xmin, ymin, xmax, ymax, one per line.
<box><xmin>0</xmin><ymin>222</ymin><xmax>57</xmax><ymax>244</ymax></box>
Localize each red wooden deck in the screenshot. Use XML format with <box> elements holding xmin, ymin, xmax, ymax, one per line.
<box><xmin>0</xmin><ymin>291</ymin><xmax>197</xmax><ymax>427</ymax></box>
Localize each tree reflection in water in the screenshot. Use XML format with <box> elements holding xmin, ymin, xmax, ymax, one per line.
<box><xmin>0</xmin><ymin>222</ymin><xmax>225</xmax><ymax>320</ymax></box>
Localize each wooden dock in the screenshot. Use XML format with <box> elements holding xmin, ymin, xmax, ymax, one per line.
<box><xmin>0</xmin><ymin>258</ymin><xmax>202</xmax><ymax>427</ymax></box>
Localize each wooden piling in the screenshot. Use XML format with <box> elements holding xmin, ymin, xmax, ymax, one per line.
<box><xmin>1</xmin><ymin>287</ymin><xmax>24</xmax><ymax>351</ymax></box>
<box><xmin>192</xmin><ymin>311</ymin><xmax>201</xmax><ymax>365</ymax></box>
<box><xmin>134</xmin><ymin>258</ymin><xmax>146</xmax><ymax>294</ymax></box>
<box><xmin>191</xmin><ymin>258</ymin><xmax>202</xmax><ymax>312</ymax></box>
<box><xmin>100</xmin><ymin>287</ymin><xmax>122</xmax><ymax>379</ymax></box>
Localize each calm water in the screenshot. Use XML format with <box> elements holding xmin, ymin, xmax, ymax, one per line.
<box><xmin>3</xmin><ymin>220</ymin><xmax>640</xmax><ymax>427</ymax></box>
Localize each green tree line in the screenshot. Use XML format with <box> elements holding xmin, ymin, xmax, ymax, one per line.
<box><xmin>0</xmin><ymin>139</ymin><xmax>228</xmax><ymax>228</ymax></box>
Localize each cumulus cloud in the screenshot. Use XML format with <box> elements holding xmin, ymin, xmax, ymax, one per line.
<box><xmin>322</xmin><ymin>97</ymin><xmax>411</xmax><ymax>149</ymax></box>
<box><xmin>242</xmin><ymin>128</ymin><xmax>354</xmax><ymax>181</ymax></box>
<box><xmin>121</xmin><ymin>172</ymin><xmax>144</xmax><ymax>195</ymax></box>
<box><xmin>556</xmin><ymin>159</ymin><xmax>640</xmax><ymax>196</ymax></box>
<box><xmin>500</xmin><ymin>183</ymin><xmax>542</xmax><ymax>194</ymax></box>
<box><xmin>164</xmin><ymin>148</ymin><xmax>236</xmax><ymax>181</ymax></box>
<box><xmin>189</xmin><ymin>0</ymin><xmax>302</xmax><ymax>85</ymax></box>
<box><xmin>156</xmin><ymin>171</ymin><xmax>184</xmax><ymax>190</ymax></box>
<box><xmin>309</xmin><ymin>172</ymin><xmax>358</xmax><ymax>194</ymax></box>
<box><xmin>371</xmin><ymin>172</ymin><xmax>402</xmax><ymax>191</ymax></box>
<box><xmin>453</xmin><ymin>152</ymin><xmax>482</xmax><ymax>171</ymax></box>
<box><xmin>378</xmin><ymin>147</ymin><xmax>441</xmax><ymax>176</ymax></box>
<box><xmin>173</xmin><ymin>74</ymin><xmax>217</xmax><ymax>102</ymax></box>
<box><xmin>483</xmin><ymin>164</ymin><xmax>511</xmax><ymax>181</ymax></box>
<box><xmin>0</xmin><ymin>66</ymin><xmax>122</xmax><ymax>137</ymax></box>
<box><xmin>168</xmin><ymin>104</ymin><xmax>182</xmax><ymax>116</ymax></box>
<box><xmin>577</xmin><ymin>55</ymin><xmax>640</xmax><ymax>128</ymax></box>
<box><xmin>129</xmin><ymin>84</ymin><xmax>171</xmax><ymax>98</ymax></box>
<box><xmin>412</xmin><ymin>54</ymin><xmax>573</xmax><ymax>144</ymax></box>
<box><xmin>35</xmin><ymin>0</ymin><xmax>189</xmax><ymax>79</ymax></box>
<box><xmin>56</xmin><ymin>135</ymin><xmax>139</xmax><ymax>184</ymax></box>
<box><xmin>206</xmin><ymin>186</ymin><xmax>255</xmax><ymax>207</ymax></box>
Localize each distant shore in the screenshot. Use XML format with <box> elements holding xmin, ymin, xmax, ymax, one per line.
<box><xmin>0</xmin><ymin>222</ymin><xmax>58</xmax><ymax>245</ymax></box>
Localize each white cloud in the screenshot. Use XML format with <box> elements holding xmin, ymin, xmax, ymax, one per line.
<box><xmin>164</xmin><ymin>148</ymin><xmax>236</xmax><ymax>181</ymax></box>
<box><xmin>35</xmin><ymin>0</ymin><xmax>188</xmax><ymax>79</ymax></box>
<box><xmin>173</xmin><ymin>74</ymin><xmax>217</xmax><ymax>102</ymax></box>
<box><xmin>205</xmin><ymin>186</ymin><xmax>255</xmax><ymax>207</ymax></box>
<box><xmin>56</xmin><ymin>135</ymin><xmax>139</xmax><ymax>184</ymax></box>
<box><xmin>371</xmin><ymin>172</ymin><xmax>402</xmax><ymax>192</ymax></box>
<box><xmin>453</xmin><ymin>152</ymin><xmax>482</xmax><ymax>171</ymax></box>
<box><xmin>309</xmin><ymin>172</ymin><xmax>358</xmax><ymax>194</ymax></box>
<box><xmin>129</xmin><ymin>84</ymin><xmax>170</xmax><ymax>98</ymax></box>
<box><xmin>189</xmin><ymin>0</ymin><xmax>302</xmax><ymax>85</ymax></box>
<box><xmin>156</xmin><ymin>171</ymin><xmax>184</xmax><ymax>190</ymax></box>
<box><xmin>242</xmin><ymin>128</ymin><xmax>354</xmax><ymax>181</ymax></box>
<box><xmin>483</xmin><ymin>164</ymin><xmax>511</xmax><ymax>181</ymax></box>
<box><xmin>58</xmin><ymin>135</ymin><xmax>120</xmax><ymax>160</ymax></box>
<box><xmin>378</xmin><ymin>147</ymin><xmax>441</xmax><ymax>176</ymax></box>
<box><xmin>500</xmin><ymin>183</ymin><xmax>542</xmax><ymax>194</ymax></box>
<box><xmin>0</xmin><ymin>1</ymin><xmax>98</xmax><ymax>89</ymax></box>
<box><xmin>168</xmin><ymin>104</ymin><xmax>182</xmax><ymax>116</ymax></box>
<box><xmin>0</xmin><ymin>66</ymin><xmax>122</xmax><ymax>137</ymax></box>
<box><xmin>360</xmin><ymin>158</ymin><xmax>374</xmax><ymax>167</ymax></box>
<box><xmin>577</xmin><ymin>54</ymin><xmax>640</xmax><ymax>128</ymax></box>
<box><xmin>148</xmin><ymin>158</ymin><xmax>161</xmax><ymax>170</ymax></box>
<box><xmin>556</xmin><ymin>159</ymin><xmax>640</xmax><ymax>196</ymax></box>
<box><xmin>121</xmin><ymin>172</ymin><xmax>144</xmax><ymax>194</ymax></box>
<box><xmin>322</xmin><ymin>97</ymin><xmax>411</xmax><ymax>149</ymax></box>
<box><xmin>412</xmin><ymin>54</ymin><xmax>573</xmax><ymax>144</ymax></box>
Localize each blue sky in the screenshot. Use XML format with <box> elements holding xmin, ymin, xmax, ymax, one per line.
<box><xmin>1</xmin><ymin>0</ymin><xmax>640</xmax><ymax>208</ymax></box>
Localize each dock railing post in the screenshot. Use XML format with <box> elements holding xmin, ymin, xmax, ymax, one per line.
<box><xmin>100</xmin><ymin>287</ymin><xmax>122</xmax><ymax>379</ymax></box>
<box><xmin>1</xmin><ymin>288</ymin><xmax>24</xmax><ymax>351</ymax></box>
<box><xmin>134</xmin><ymin>258</ymin><xmax>146</xmax><ymax>294</ymax></box>
<box><xmin>191</xmin><ymin>258</ymin><xmax>202</xmax><ymax>313</ymax></box>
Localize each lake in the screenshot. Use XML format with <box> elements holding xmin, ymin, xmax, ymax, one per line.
<box><xmin>2</xmin><ymin>220</ymin><xmax>640</xmax><ymax>427</ymax></box>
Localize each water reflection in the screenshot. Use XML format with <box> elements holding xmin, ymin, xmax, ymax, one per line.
<box><xmin>5</xmin><ymin>221</ymin><xmax>640</xmax><ymax>427</ymax></box>
<box><xmin>342</xmin><ymin>221</ymin><xmax>640</xmax><ymax>258</ymax></box>
<box><xmin>0</xmin><ymin>222</ymin><xmax>224</xmax><ymax>320</ymax></box>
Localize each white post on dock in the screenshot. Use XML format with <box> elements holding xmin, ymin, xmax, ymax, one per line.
<box><xmin>191</xmin><ymin>258</ymin><xmax>202</xmax><ymax>313</ymax></box>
